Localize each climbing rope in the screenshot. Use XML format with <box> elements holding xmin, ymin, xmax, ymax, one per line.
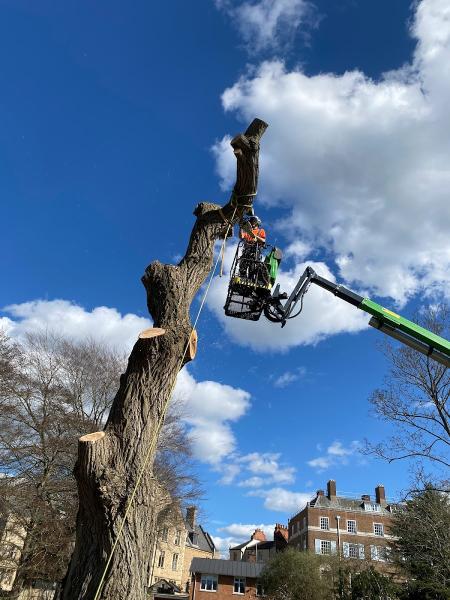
<box><xmin>93</xmin><ymin>205</ymin><xmax>237</xmax><ymax>600</ymax></box>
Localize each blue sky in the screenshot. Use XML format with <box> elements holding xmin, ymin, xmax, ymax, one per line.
<box><xmin>1</xmin><ymin>0</ymin><xmax>449</xmax><ymax>554</ymax></box>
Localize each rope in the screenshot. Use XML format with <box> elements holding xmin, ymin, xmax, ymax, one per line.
<box><xmin>92</xmin><ymin>206</ymin><xmax>237</xmax><ymax>600</ymax></box>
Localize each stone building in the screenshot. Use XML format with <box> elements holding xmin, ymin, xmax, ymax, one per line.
<box><xmin>0</xmin><ymin>510</ymin><xmax>26</xmax><ymax>593</ymax></box>
<box><xmin>149</xmin><ymin>505</ymin><xmax>216</xmax><ymax>595</ymax></box>
<box><xmin>288</xmin><ymin>479</ymin><xmax>400</xmax><ymax>573</ymax></box>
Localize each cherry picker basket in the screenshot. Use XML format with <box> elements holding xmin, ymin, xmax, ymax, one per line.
<box><xmin>224</xmin><ymin>241</ymin><xmax>272</xmax><ymax>321</ymax></box>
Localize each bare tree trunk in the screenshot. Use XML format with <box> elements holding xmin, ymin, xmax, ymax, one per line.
<box><xmin>60</xmin><ymin>118</ymin><xmax>268</xmax><ymax>600</ymax></box>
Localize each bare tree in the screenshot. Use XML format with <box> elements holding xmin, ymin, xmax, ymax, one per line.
<box><xmin>0</xmin><ymin>330</ymin><xmax>200</xmax><ymax>597</ymax></box>
<box><xmin>59</xmin><ymin>118</ymin><xmax>268</xmax><ymax>599</ymax></box>
<box><xmin>389</xmin><ymin>486</ymin><xmax>450</xmax><ymax>597</ymax></box>
<box><xmin>366</xmin><ymin>305</ymin><xmax>449</xmax><ymax>472</ymax></box>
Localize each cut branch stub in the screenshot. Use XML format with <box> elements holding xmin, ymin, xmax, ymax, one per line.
<box><xmin>138</xmin><ymin>327</ymin><xmax>166</xmax><ymax>339</ymax></box>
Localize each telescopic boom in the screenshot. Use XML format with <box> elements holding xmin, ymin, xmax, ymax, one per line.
<box><xmin>264</xmin><ymin>266</ymin><xmax>450</xmax><ymax>369</ymax></box>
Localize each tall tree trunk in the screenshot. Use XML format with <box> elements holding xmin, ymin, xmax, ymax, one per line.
<box><xmin>60</xmin><ymin>118</ymin><xmax>268</xmax><ymax>600</ymax></box>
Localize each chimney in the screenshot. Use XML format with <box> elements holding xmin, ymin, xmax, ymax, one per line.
<box><xmin>361</xmin><ymin>494</ymin><xmax>370</xmax><ymax>502</ymax></box>
<box><xmin>274</xmin><ymin>523</ymin><xmax>288</xmax><ymax>542</ymax></box>
<box><xmin>186</xmin><ymin>506</ymin><xmax>197</xmax><ymax>531</ymax></box>
<box><xmin>327</xmin><ymin>480</ymin><xmax>337</xmax><ymax>500</ymax></box>
<box><xmin>251</xmin><ymin>529</ymin><xmax>266</xmax><ymax>542</ymax></box>
<box><xmin>375</xmin><ymin>485</ymin><xmax>386</xmax><ymax>506</ymax></box>
<box><xmin>317</xmin><ymin>489</ymin><xmax>324</xmax><ymax>496</ymax></box>
<box><xmin>274</xmin><ymin>524</ymin><xmax>288</xmax><ymax>550</ymax></box>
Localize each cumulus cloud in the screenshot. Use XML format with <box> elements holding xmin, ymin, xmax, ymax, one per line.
<box><xmin>215</xmin><ymin>0</ymin><xmax>316</xmax><ymax>54</ymax></box>
<box><xmin>207</xmin><ymin>244</ymin><xmax>367</xmax><ymax>351</ymax></box>
<box><xmin>307</xmin><ymin>440</ymin><xmax>360</xmax><ymax>472</ymax></box>
<box><xmin>0</xmin><ymin>299</ymin><xmax>253</xmax><ymax>467</ymax></box>
<box><xmin>0</xmin><ymin>299</ymin><xmax>150</xmax><ymax>352</ymax></box>
<box><xmin>215</xmin><ymin>0</ymin><xmax>450</xmax><ymax>306</ymax></box>
<box><xmin>248</xmin><ymin>487</ymin><xmax>312</xmax><ymax>513</ymax></box>
<box><xmin>175</xmin><ymin>368</ymin><xmax>251</xmax><ymax>465</ymax></box>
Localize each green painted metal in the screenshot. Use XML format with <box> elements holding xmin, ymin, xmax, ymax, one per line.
<box><xmin>360</xmin><ymin>299</ymin><xmax>450</xmax><ymax>356</ymax></box>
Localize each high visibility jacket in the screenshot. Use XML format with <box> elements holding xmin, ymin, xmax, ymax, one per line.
<box><xmin>241</xmin><ymin>228</ymin><xmax>266</xmax><ymax>243</ymax></box>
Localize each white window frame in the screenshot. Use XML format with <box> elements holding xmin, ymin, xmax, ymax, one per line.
<box><xmin>256</xmin><ymin>582</ymin><xmax>265</xmax><ymax>597</ymax></box>
<box><xmin>233</xmin><ymin>577</ymin><xmax>245</xmax><ymax>595</ymax></box>
<box><xmin>171</xmin><ymin>553</ymin><xmax>179</xmax><ymax>571</ymax></box>
<box><xmin>320</xmin><ymin>516</ymin><xmax>329</xmax><ymax>530</ymax></box>
<box><xmin>320</xmin><ymin>540</ymin><xmax>332</xmax><ymax>555</ymax></box>
<box><xmin>160</xmin><ymin>526</ymin><xmax>168</xmax><ymax>542</ymax></box>
<box><xmin>347</xmin><ymin>519</ymin><xmax>357</xmax><ymax>534</ymax></box>
<box><xmin>157</xmin><ymin>551</ymin><xmax>165</xmax><ymax>568</ymax></box>
<box><xmin>373</xmin><ymin>523</ymin><xmax>384</xmax><ymax>537</ymax></box>
<box><xmin>200</xmin><ymin>574</ymin><xmax>218</xmax><ymax>592</ymax></box>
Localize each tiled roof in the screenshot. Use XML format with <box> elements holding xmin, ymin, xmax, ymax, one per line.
<box><xmin>190</xmin><ymin>558</ymin><xmax>264</xmax><ymax>579</ymax></box>
<box><xmin>185</xmin><ymin>525</ymin><xmax>216</xmax><ymax>553</ymax></box>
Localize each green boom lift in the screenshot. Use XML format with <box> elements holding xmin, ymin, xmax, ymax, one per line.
<box><xmin>224</xmin><ymin>258</ymin><xmax>450</xmax><ymax>368</ymax></box>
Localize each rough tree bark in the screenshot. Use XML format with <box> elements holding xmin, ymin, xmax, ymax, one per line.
<box><xmin>60</xmin><ymin>118</ymin><xmax>268</xmax><ymax>600</ymax></box>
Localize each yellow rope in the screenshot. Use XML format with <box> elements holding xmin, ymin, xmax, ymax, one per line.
<box><xmin>92</xmin><ymin>206</ymin><xmax>237</xmax><ymax>600</ymax></box>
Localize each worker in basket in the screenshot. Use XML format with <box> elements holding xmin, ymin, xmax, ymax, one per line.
<box><xmin>238</xmin><ymin>216</ymin><xmax>281</xmax><ymax>288</ymax></box>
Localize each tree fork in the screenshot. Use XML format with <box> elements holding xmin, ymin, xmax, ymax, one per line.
<box><xmin>60</xmin><ymin>118</ymin><xmax>268</xmax><ymax>600</ymax></box>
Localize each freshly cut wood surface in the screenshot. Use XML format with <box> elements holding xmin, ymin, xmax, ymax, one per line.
<box><xmin>188</xmin><ymin>329</ymin><xmax>198</xmax><ymax>360</ymax></box>
<box><xmin>79</xmin><ymin>431</ymin><xmax>105</xmax><ymax>443</ymax></box>
<box><xmin>138</xmin><ymin>327</ymin><xmax>166</xmax><ymax>339</ymax></box>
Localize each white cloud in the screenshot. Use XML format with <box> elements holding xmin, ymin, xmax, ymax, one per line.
<box><xmin>0</xmin><ymin>299</ymin><xmax>151</xmax><ymax>352</ymax></box>
<box><xmin>175</xmin><ymin>369</ymin><xmax>251</xmax><ymax>465</ymax></box>
<box><xmin>215</xmin><ymin>0</ymin><xmax>315</xmax><ymax>54</ymax></box>
<box><xmin>207</xmin><ymin>245</ymin><xmax>367</xmax><ymax>351</ymax></box>
<box><xmin>0</xmin><ymin>299</ymin><xmax>252</xmax><ymax>467</ymax></box>
<box><xmin>248</xmin><ymin>487</ymin><xmax>312</xmax><ymax>513</ymax></box>
<box><xmin>238</xmin><ymin>452</ymin><xmax>296</xmax><ymax>483</ymax></box>
<box><xmin>215</xmin><ymin>0</ymin><xmax>450</xmax><ymax>306</ymax></box>
<box><xmin>307</xmin><ymin>440</ymin><xmax>360</xmax><ymax>472</ymax></box>
<box><xmin>218</xmin><ymin>464</ymin><xmax>242</xmax><ymax>485</ymax></box>
<box><xmin>273</xmin><ymin>367</ymin><xmax>306</xmax><ymax>388</ymax></box>
<box><xmin>218</xmin><ymin>522</ymin><xmax>274</xmax><ymax>539</ymax></box>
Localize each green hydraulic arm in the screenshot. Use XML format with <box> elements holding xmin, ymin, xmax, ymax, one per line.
<box><xmin>264</xmin><ymin>266</ymin><xmax>450</xmax><ymax>369</ymax></box>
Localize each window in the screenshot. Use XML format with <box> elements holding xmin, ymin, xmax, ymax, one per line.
<box><xmin>302</xmin><ymin>537</ymin><xmax>307</xmax><ymax>550</ymax></box>
<box><xmin>343</xmin><ymin>542</ymin><xmax>364</xmax><ymax>559</ymax></box>
<box><xmin>256</xmin><ymin>582</ymin><xmax>265</xmax><ymax>596</ymax></box>
<box><xmin>157</xmin><ymin>551</ymin><xmax>165</xmax><ymax>568</ymax></box>
<box><xmin>160</xmin><ymin>526</ymin><xmax>168</xmax><ymax>542</ymax></box>
<box><xmin>374</xmin><ymin>523</ymin><xmax>384</xmax><ymax>536</ymax></box>
<box><xmin>302</xmin><ymin>516</ymin><xmax>306</xmax><ymax>529</ymax></box>
<box><xmin>200</xmin><ymin>575</ymin><xmax>218</xmax><ymax>591</ymax></box>
<box><xmin>234</xmin><ymin>577</ymin><xmax>245</xmax><ymax>594</ymax></box>
<box><xmin>174</xmin><ymin>529</ymin><xmax>182</xmax><ymax>545</ymax></box>
<box><xmin>320</xmin><ymin>540</ymin><xmax>331</xmax><ymax>555</ymax></box>
<box><xmin>364</xmin><ymin>503</ymin><xmax>381</xmax><ymax>512</ymax></box>
<box><xmin>315</xmin><ymin>539</ymin><xmax>336</xmax><ymax>555</ymax></box>
<box><xmin>171</xmin><ymin>553</ymin><xmax>179</xmax><ymax>570</ymax></box>
<box><xmin>320</xmin><ymin>517</ymin><xmax>329</xmax><ymax>530</ymax></box>
<box><xmin>347</xmin><ymin>520</ymin><xmax>357</xmax><ymax>534</ymax></box>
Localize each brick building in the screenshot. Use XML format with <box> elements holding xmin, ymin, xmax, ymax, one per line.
<box><xmin>229</xmin><ymin>525</ymin><xmax>288</xmax><ymax>563</ymax></box>
<box><xmin>189</xmin><ymin>558</ymin><xmax>264</xmax><ymax>600</ymax></box>
<box><xmin>288</xmin><ymin>480</ymin><xmax>399</xmax><ymax>572</ymax></box>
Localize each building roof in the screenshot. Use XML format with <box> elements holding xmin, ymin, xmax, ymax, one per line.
<box><xmin>190</xmin><ymin>558</ymin><xmax>264</xmax><ymax>579</ymax></box>
<box><xmin>186</xmin><ymin>524</ymin><xmax>216</xmax><ymax>553</ymax></box>
<box><xmin>309</xmin><ymin>495</ymin><xmax>394</xmax><ymax>515</ymax></box>
<box><xmin>229</xmin><ymin>538</ymin><xmax>259</xmax><ymax>551</ymax></box>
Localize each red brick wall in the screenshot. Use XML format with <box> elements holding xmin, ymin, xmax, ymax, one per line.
<box><xmin>190</xmin><ymin>573</ymin><xmax>260</xmax><ymax>600</ymax></box>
